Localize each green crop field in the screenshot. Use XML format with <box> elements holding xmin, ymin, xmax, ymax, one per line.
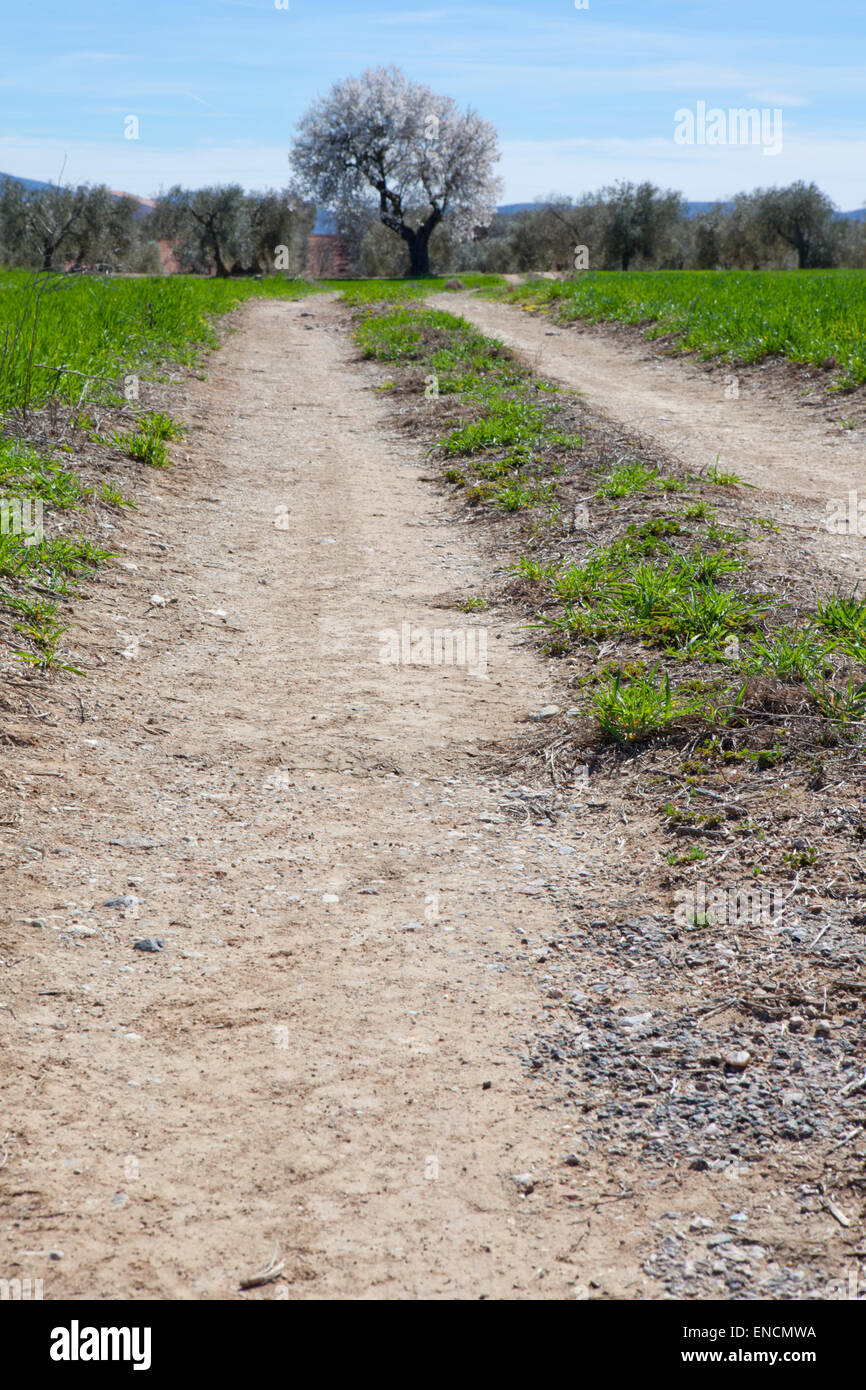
<box><xmin>0</xmin><ymin>270</ymin><xmax>318</xmax><ymax>414</ymax></box>
<box><xmin>494</xmin><ymin>269</ymin><xmax>866</xmax><ymax>389</ymax></box>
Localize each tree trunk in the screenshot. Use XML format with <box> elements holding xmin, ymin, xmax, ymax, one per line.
<box><xmin>407</xmin><ymin>228</ymin><xmax>432</xmax><ymax>276</ymax></box>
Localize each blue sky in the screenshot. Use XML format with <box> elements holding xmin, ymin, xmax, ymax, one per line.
<box><xmin>2</xmin><ymin>0</ymin><xmax>864</xmax><ymax>207</ymax></box>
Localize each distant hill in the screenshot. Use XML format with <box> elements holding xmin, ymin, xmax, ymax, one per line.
<box><xmin>499</xmin><ymin>198</ymin><xmax>866</xmax><ymax>221</ymax></box>
<box><xmin>0</xmin><ymin>172</ymin><xmax>154</xmax><ymax>219</ymax></box>
<box><xmin>0</xmin><ymin>172</ymin><xmax>54</xmax><ymax>194</ymax></box>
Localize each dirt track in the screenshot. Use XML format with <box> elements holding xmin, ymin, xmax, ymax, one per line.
<box><xmin>2</xmin><ymin>295</ymin><xmax>657</xmax><ymax>1299</ymax></box>
<box><xmin>2</xmin><ymin>293</ymin><xmax>863</xmax><ymax>1300</ymax></box>
<box><xmin>433</xmin><ymin>292</ymin><xmax>866</xmax><ymax>588</ymax></box>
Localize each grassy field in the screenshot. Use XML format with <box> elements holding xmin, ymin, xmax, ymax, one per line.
<box><xmin>0</xmin><ymin>269</ymin><xmax>318</xmax><ymax>414</ymax></box>
<box><xmin>492</xmin><ymin>269</ymin><xmax>866</xmax><ymax>389</ymax></box>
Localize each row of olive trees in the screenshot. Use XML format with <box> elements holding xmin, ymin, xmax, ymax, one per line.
<box><xmin>0</xmin><ymin>179</ymin><xmax>152</xmax><ymax>271</ymax></box>
<box><xmin>148</xmin><ymin>185</ymin><xmax>315</xmax><ymax>276</ymax></box>
<box><xmin>0</xmin><ymin>176</ymin><xmax>316</xmax><ymax>277</ymax></box>
<box><xmin>442</xmin><ymin>181</ymin><xmax>864</xmax><ymax>278</ymax></box>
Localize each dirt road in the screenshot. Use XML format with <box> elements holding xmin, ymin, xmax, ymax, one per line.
<box><xmin>2</xmin><ymin>295</ymin><xmax>661</xmax><ymax>1300</ymax></box>
<box><xmin>3</xmin><ymin>293</ymin><xmax>861</xmax><ymax>1302</ymax></box>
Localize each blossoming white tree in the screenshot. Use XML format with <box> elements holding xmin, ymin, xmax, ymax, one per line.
<box><xmin>291</xmin><ymin>66</ymin><xmax>502</xmax><ymax>276</ymax></box>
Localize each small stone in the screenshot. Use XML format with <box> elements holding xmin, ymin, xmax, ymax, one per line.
<box><xmin>528</xmin><ymin>705</ymin><xmax>560</xmax><ymax>721</ymax></box>
<box><xmin>563</xmin><ymin>1154</ymin><xmax>582</xmax><ymax>1167</ymax></box>
<box><xmin>722</xmin><ymin>1245</ymin><xmax>751</xmax><ymax>1263</ymax></box>
<box><xmin>707</xmin><ymin>1232</ymin><xmax>734</xmax><ymax>1247</ymax></box>
<box><xmin>689</xmin><ymin>1216</ymin><xmax>714</xmax><ymax>1231</ymax></box>
<box><xmin>482</xmin><ymin>1080</ymin><xmax>492</xmax><ymax>1090</ymax></box>
<box><xmin>133</xmin><ymin>938</ymin><xmax>164</xmax><ymax>953</ymax></box>
<box><xmin>103</xmin><ymin>896</ymin><xmax>142</xmax><ymax>909</ymax></box>
<box><xmin>322</xmin><ymin>893</ymin><xmax>340</xmax><ymax>904</ymax></box>
<box><xmin>788</xmin><ymin>1015</ymin><xmax>806</xmax><ymax>1033</ymax></box>
<box><xmin>723</xmin><ymin>1050</ymin><xmax>751</xmax><ymax>1070</ymax></box>
<box><xmin>689</xmin><ymin>1157</ymin><xmax>710</xmax><ymax>1171</ymax></box>
<box><xmin>48</xmin><ymin>1250</ymin><xmax>63</xmax><ymax>1261</ymax></box>
<box><xmin>620</xmin><ymin>1012</ymin><xmax>653</xmax><ymax>1029</ymax></box>
<box><xmin>510</xmin><ymin>1172</ymin><xmax>535</xmax><ymax>1194</ymax></box>
<box><xmin>401</xmin><ymin>921</ymin><xmax>422</xmax><ymax>932</ymax></box>
<box><xmin>814</xmin><ymin>1021</ymin><xmax>831</xmax><ymax>1038</ymax></box>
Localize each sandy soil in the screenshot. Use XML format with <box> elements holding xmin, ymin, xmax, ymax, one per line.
<box><xmin>2</xmin><ymin>293</ymin><xmax>862</xmax><ymax>1301</ymax></box>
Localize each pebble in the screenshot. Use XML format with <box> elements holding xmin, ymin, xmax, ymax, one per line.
<box><xmin>528</xmin><ymin>705</ymin><xmax>560</xmax><ymax>721</ymax></box>
<box><xmin>133</xmin><ymin>938</ymin><xmax>164</xmax><ymax>953</ymax></box>
<box><xmin>620</xmin><ymin>1012</ymin><xmax>653</xmax><ymax>1029</ymax></box>
<box><xmin>510</xmin><ymin>1173</ymin><xmax>535</xmax><ymax>1194</ymax></box>
<box><xmin>723</xmin><ymin>1050</ymin><xmax>751</xmax><ymax>1070</ymax></box>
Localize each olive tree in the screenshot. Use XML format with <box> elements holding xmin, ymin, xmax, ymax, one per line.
<box><xmin>246</xmin><ymin>187</ymin><xmax>316</xmax><ymax>275</ymax></box>
<box><xmin>598</xmin><ymin>181</ymin><xmax>686</xmax><ymax>271</ymax></box>
<box><xmin>151</xmin><ymin>185</ymin><xmax>252</xmax><ymax>276</ymax></box>
<box><xmin>291</xmin><ymin>65</ymin><xmax>502</xmax><ymax>275</ymax></box>
<box><xmin>751</xmin><ymin>181</ymin><xmax>839</xmax><ymax>268</ymax></box>
<box><xmin>0</xmin><ymin>178</ymin><xmax>89</xmax><ymax>269</ymax></box>
<box><xmin>0</xmin><ymin>178</ymin><xmax>141</xmax><ymax>270</ymax></box>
